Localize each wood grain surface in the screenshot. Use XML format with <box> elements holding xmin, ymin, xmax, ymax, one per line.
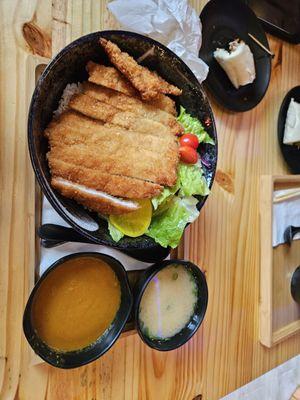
<box><xmin>0</xmin><ymin>1</ymin><xmax>299</xmax><ymax>399</ymax></box>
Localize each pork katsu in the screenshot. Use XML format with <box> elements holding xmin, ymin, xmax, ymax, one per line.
<box><xmin>99</xmin><ymin>38</ymin><xmax>182</xmax><ymax>101</ymax></box>
<box><xmin>82</xmin><ymin>81</ymin><xmax>178</xmax><ymax>123</ymax></box>
<box><xmin>46</xmin><ymin>39</ymin><xmax>182</xmax><ymax>215</ymax></box>
<box><xmin>69</xmin><ymin>89</ymin><xmax>182</xmax><ymax>135</ymax></box>
<box><xmin>51</xmin><ymin>177</ymin><xmax>140</xmax><ymax>215</ymax></box>
<box><xmin>86</xmin><ymin>61</ymin><xmax>177</xmax><ymax>115</ymax></box>
<box><xmin>86</xmin><ymin>61</ymin><xmax>137</xmax><ymax>97</ymax></box>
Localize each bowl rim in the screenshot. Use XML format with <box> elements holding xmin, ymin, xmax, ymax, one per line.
<box><xmin>134</xmin><ymin>259</ymin><xmax>208</xmax><ymax>351</ymax></box>
<box><xmin>23</xmin><ymin>251</ymin><xmax>133</xmax><ymax>369</ymax></box>
<box><xmin>27</xmin><ymin>29</ymin><xmax>218</xmax><ymax>249</ymax></box>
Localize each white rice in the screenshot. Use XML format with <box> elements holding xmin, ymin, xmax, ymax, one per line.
<box><xmin>53</xmin><ymin>82</ymin><xmax>83</xmax><ymax>118</ymax></box>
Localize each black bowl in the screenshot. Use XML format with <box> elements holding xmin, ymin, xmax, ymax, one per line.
<box><xmin>278</xmin><ymin>86</ymin><xmax>300</xmax><ymax>174</ymax></box>
<box><xmin>23</xmin><ymin>252</ymin><xmax>133</xmax><ymax>369</ymax></box>
<box><xmin>134</xmin><ymin>259</ymin><xmax>208</xmax><ymax>351</ymax></box>
<box><xmin>28</xmin><ymin>30</ymin><xmax>217</xmax><ymax>253</ymax></box>
<box><xmin>199</xmin><ymin>0</ymin><xmax>271</xmax><ymax>112</ymax></box>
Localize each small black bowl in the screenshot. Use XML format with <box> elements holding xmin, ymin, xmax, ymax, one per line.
<box><xmin>28</xmin><ymin>30</ymin><xmax>217</xmax><ymax>253</ymax></box>
<box><xmin>134</xmin><ymin>259</ymin><xmax>208</xmax><ymax>351</ymax></box>
<box><xmin>199</xmin><ymin>0</ymin><xmax>271</xmax><ymax>112</ymax></box>
<box><xmin>278</xmin><ymin>86</ymin><xmax>300</xmax><ymax>174</ymax></box>
<box><xmin>23</xmin><ymin>252</ymin><xmax>133</xmax><ymax>369</ymax></box>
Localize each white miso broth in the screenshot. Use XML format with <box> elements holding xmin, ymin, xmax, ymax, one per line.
<box><xmin>139</xmin><ymin>264</ymin><xmax>198</xmax><ymax>339</ymax></box>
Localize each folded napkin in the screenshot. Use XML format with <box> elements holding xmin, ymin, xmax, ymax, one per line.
<box><xmin>272</xmin><ymin>188</ymin><xmax>300</xmax><ymax>247</ymax></box>
<box><xmin>40</xmin><ymin>197</ymin><xmax>152</xmax><ymax>276</ymax></box>
<box><xmin>108</xmin><ymin>0</ymin><xmax>209</xmax><ymax>83</ymax></box>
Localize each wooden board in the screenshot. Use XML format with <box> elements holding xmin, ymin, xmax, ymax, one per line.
<box><xmin>260</xmin><ymin>175</ymin><xmax>300</xmax><ymax>347</ymax></box>
<box><xmin>0</xmin><ymin>1</ymin><xmax>299</xmax><ymax>400</ymax></box>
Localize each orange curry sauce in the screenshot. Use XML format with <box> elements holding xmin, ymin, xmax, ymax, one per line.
<box><xmin>31</xmin><ymin>257</ymin><xmax>121</xmax><ymax>351</ymax></box>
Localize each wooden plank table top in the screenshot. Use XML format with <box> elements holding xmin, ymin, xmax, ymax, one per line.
<box><xmin>0</xmin><ymin>1</ymin><xmax>299</xmax><ymax>399</ymax></box>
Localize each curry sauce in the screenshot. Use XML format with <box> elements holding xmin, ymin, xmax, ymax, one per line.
<box><xmin>31</xmin><ymin>256</ymin><xmax>121</xmax><ymax>351</ymax></box>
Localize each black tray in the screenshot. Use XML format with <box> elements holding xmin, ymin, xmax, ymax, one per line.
<box><xmin>246</xmin><ymin>0</ymin><xmax>300</xmax><ymax>44</ymax></box>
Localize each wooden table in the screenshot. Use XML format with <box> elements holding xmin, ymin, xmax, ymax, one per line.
<box><xmin>1</xmin><ymin>1</ymin><xmax>299</xmax><ymax>399</ymax></box>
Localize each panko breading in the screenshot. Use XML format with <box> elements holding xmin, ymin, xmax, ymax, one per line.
<box><xmin>149</xmin><ymin>94</ymin><xmax>176</xmax><ymax>116</ymax></box>
<box><xmin>48</xmin><ymin>109</ymin><xmax>174</xmax><ymax>138</ymax></box>
<box><xmin>86</xmin><ymin>61</ymin><xmax>137</xmax><ymax>97</ymax></box>
<box><xmin>82</xmin><ymin>82</ymin><xmax>170</xmax><ymax>116</ymax></box>
<box><xmin>69</xmin><ymin>93</ymin><xmax>115</xmax><ymax>121</ymax></box>
<box><xmin>47</xmin><ymin>39</ymin><xmax>183</xmax><ymax>215</ymax></box>
<box><xmin>107</xmin><ymin>112</ymin><xmax>174</xmax><ymax>137</ymax></box>
<box><xmin>72</xmin><ymin>87</ymin><xmax>183</xmax><ymax>135</ymax></box>
<box><xmin>52</xmin><ymin>177</ymin><xmax>139</xmax><ymax>214</ymax></box>
<box><xmin>49</xmin><ymin>159</ymin><xmax>163</xmax><ymax>199</ymax></box>
<box><xmin>46</xmin><ymin>116</ymin><xmax>178</xmax><ymax>156</ymax></box>
<box><xmin>47</xmin><ymin>142</ymin><xmax>177</xmax><ymax>187</ymax></box>
<box><xmin>99</xmin><ymin>38</ymin><xmax>182</xmax><ymax>100</ymax></box>
<box><xmin>45</xmin><ymin>110</ymin><xmax>103</xmax><ymax>134</ymax></box>
<box><xmin>86</xmin><ymin>61</ymin><xmax>176</xmax><ymax>115</ymax></box>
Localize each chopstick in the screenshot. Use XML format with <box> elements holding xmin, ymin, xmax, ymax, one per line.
<box><xmin>273</xmin><ymin>189</ymin><xmax>300</xmax><ymax>203</ymax></box>
<box><xmin>248</xmin><ymin>33</ymin><xmax>274</xmax><ymax>57</ymax></box>
<box><xmin>137</xmin><ymin>46</ymin><xmax>155</xmax><ymax>63</ymax></box>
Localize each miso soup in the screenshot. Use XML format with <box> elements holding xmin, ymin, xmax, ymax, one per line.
<box><xmin>139</xmin><ymin>264</ymin><xmax>198</xmax><ymax>339</ymax></box>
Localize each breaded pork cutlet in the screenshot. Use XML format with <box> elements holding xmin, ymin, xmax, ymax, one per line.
<box><xmin>47</xmin><ymin>111</ymin><xmax>178</xmax><ymax>190</ymax></box>
<box><xmin>148</xmin><ymin>94</ymin><xmax>177</xmax><ymax>116</ymax></box>
<box><xmin>52</xmin><ymin>177</ymin><xmax>140</xmax><ymax>215</ymax></box>
<box><xmin>46</xmin><ymin>117</ymin><xmax>178</xmax><ymax>155</ymax></box>
<box><xmin>99</xmin><ymin>38</ymin><xmax>182</xmax><ymax>101</ymax></box>
<box><xmin>46</xmin><ymin>39</ymin><xmax>183</xmax><ymax>215</ymax></box>
<box><xmin>47</xmin><ymin>110</ymin><xmax>175</xmax><ymax>139</ymax></box>
<box><xmin>47</xmin><ymin>141</ymin><xmax>177</xmax><ymax>187</ymax></box>
<box><xmin>69</xmin><ymin>91</ymin><xmax>183</xmax><ymax>135</ymax></box>
<box><xmin>45</xmin><ymin>111</ymin><xmax>103</xmax><ymax>135</ymax></box>
<box><xmin>106</xmin><ymin>112</ymin><xmax>174</xmax><ymax>137</ymax></box>
<box><xmin>82</xmin><ymin>82</ymin><xmax>178</xmax><ymax>121</ymax></box>
<box><xmin>49</xmin><ymin>159</ymin><xmax>163</xmax><ymax>199</ymax></box>
<box><xmin>86</xmin><ymin>61</ymin><xmax>137</xmax><ymax>97</ymax></box>
<box><xmin>86</xmin><ymin>61</ymin><xmax>176</xmax><ymax>115</ymax></box>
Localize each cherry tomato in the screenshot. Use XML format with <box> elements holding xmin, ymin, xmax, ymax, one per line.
<box><xmin>179</xmin><ymin>133</ymin><xmax>199</xmax><ymax>149</ymax></box>
<box><xmin>179</xmin><ymin>146</ymin><xmax>198</xmax><ymax>164</ymax></box>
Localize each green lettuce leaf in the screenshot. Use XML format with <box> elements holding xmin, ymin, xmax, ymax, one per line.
<box><xmin>146</xmin><ymin>196</ymin><xmax>199</xmax><ymax>248</ymax></box>
<box><xmin>177</xmin><ymin>106</ymin><xmax>214</xmax><ymax>145</ymax></box>
<box><xmin>151</xmin><ymin>180</ymin><xmax>180</xmax><ymax>210</ymax></box>
<box><xmin>108</xmin><ymin>221</ymin><xmax>124</xmax><ymax>242</ymax></box>
<box><xmin>178</xmin><ymin>162</ymin><xmax>210</xmax><ymax>197</ymax></box>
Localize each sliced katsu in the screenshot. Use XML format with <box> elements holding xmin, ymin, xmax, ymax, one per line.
<box><xmin>69</xmin><ymin>88</ymin><xmax>183</xmax><ymax>135</ymax></box>
<box><xmin>86</xmin><ymin>61</ymin><xmax>137</xmax><ymax>97</ymax></box>
<box><xmin>51</xmin><ymin>177</ymin><xmax>140</xmax><ymax>215</ymax></box>
<box><xmin>46</xmin><ymin>109</ymin><xmax>174</xmax><ymax>138</ymax></box>
<box><xmin>86</xmin><ymin>61</ymin><xmax>177</xmax><ymax>115</ymax></box>
<box><xmin>46</xmin><ymin>113</ymin><xmax>178</xmax><ymax>153</ymax></box>
<box><xmin>46</xmin><ymin>40</ymin><xmax>182</xmax><ymax>214</ymax></box>
<box><xmin>99</xmin><ymin>38</ymin><xmax>182</xmax><ymax>100</ymax></box>
<box><xmin>50</xmin><ymin>159</ymin><xmax>163</xmax><ymax>199</ymax></box>
<box><xmin>48</xmin><ymin>141</ymin><xmax>177</xmax><ymax>187</ymax></box>
<box><xmin>82</xmin><ymin>82</ymin><xmax>177</xmax><ymax>120</ymax></box>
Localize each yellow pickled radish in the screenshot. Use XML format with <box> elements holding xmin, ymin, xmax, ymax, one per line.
<box><xmin>109</xmin><ymin>199</ymin><xmax>152</xmax><ymax>237</ymax></box>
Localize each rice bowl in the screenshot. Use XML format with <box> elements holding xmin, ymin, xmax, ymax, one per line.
<box><xmin>28</xmin><ymin>30</ymin><xmax>217</xmax><ymax>252</ymax></box>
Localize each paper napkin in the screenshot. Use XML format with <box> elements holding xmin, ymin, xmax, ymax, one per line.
<box><xmin>108</xmin><ymin>0</ymin><xmax>209</xmax><ymax>83</ymax></box>
<box><xmin>40</xmin><ymin>197</ymin><xmax>152</xmax><ymax>276</ymax></box>
<box><xmin>272</xmin><ymin>188</ymin><xmax>300</xmax><ymax>247</ymax></box>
